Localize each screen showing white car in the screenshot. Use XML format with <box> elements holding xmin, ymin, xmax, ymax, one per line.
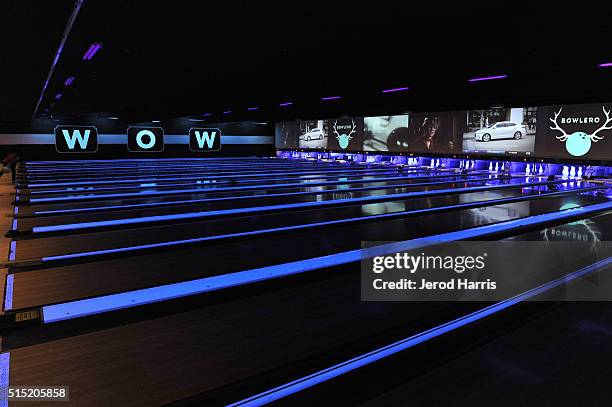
<box><xmin>461</xmin><ymin>107</ymin><xmax>537</xmax><ymax>156</ymax></box>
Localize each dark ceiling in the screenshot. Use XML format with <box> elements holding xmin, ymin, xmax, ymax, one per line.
<box><xmin>2</xmin><ymin>1</ymin><xmax>612</xmax><ymax>128</ymax></box>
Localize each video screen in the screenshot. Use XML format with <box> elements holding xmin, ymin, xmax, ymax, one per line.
<box><xmin>462</xmin><ymin>107</ymin><xmax>537</xmax><ymax>156</ymax></box>
<box><xmin>363</xmin><ymin>115</ymin><xmax>409</xmax><ymax>152</ymax></box>
<box><xmin>325</xmin><ymin>116</ymin><xmax>364</xmax><ymax>152</ymax></box>
<box><xmin>404</xmin><ymin>111</ymin><xmax>465</xmax><ymax>154</ymax></box>
<box><xmin>534</xmin><ymin>103</ymin><xmax>612</xmax><ymax>161</ymax></box>
<box><xmin>297</xmin><ymin>120</ymin><xmax>329</xmax><ymax>150</ymax></box>
<box><xmin>275</xmin><ymin>121</ymin><xmax>299</xmax><ymax>149</ymax></box>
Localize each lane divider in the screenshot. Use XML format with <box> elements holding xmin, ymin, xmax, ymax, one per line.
<box><xmin>23</xmin><ymin>171</ymin><xmax>484</xmax><ymax>205</ymax></box>
<box><xmin>38</xmin><ymin>200</ymin><xmax>612</xmax><ymax>323</ymax></box>
<box><xmin>15</xmin><ymin>186</ymin><xmax>601</xmax><ymax>265</ymax></box>
<box><xmin>227</xmin><ymin>256</ymin><xmax>612</xmax><ymax>407</ymax></box>
<box><xmin>29</xmin><ymin>175</ymin><xmax>500</xmax><ymax>217</ymax></box>
<box><xmin>27</xmin><ymin>179</ymin><xmax>579</xmax><ymax>234</ymax></box>
<box><xmin>23</xmin><ymin>166</ymin><xmax>415</xmax><ymax>189</ymax></box>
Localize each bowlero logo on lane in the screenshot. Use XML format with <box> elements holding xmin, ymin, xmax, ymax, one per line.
<box><xmin>55</xmin><ymin>126</ymin><xmax>98</xmax><ymax>153</ymax></box>
<box><xmin>189</xmin><ymin>128</ymin><xmax>222</xmax><ymax>152</ymax></box>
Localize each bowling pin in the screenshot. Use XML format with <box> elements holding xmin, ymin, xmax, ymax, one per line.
<box><xmin>494</xmin><ymin>162</ymin><xmax>499</xmax><ymax>172</ymax></box>
<box><xmin>562</xmin><ymin>166</ymin><xmax>569</xmax><ymax>178</ymax></box>
<box><xmin>489</xmin><ymin>162</ymin><xmax>493</xmax><ymax>171</ymax></box>
<box><xmin>526</xmin><ymin>163</ymin><xmax>531</xmax><ymax>175</ymax></box>
<box><xmin>539</xmin><ymin>164</ymin><xmax>544</xmax><ymax>174</ymax></box>
<box><xmin>577</xmin><ymin>167</ymin><xmax>583</xmax><ymax>178</ymax></box>
<box><xmin>570</xmin><ymin>166</ymin><xmax>576</xmax><ymax>178</ymax></box>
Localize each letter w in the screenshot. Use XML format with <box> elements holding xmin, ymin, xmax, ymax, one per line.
<box><xmin>195</xmin><ymin>131</ymin><xmax>216</xmax><ymax>149</ymax></box>
<box><xmin>62</xmin><ymin>130</ymin><xmax>90</xmax><ymax>149</ymax></box>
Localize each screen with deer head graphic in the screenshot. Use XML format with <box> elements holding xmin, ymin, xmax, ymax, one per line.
<box><xmin>325</xmin><ymin>117</ymin><xmax>365</xmax><ymax>152</ymax></box>
<box><xmin>535</xmin><ymin>103</ymin><xmax>612</xmax><ymax>161</ymax></box>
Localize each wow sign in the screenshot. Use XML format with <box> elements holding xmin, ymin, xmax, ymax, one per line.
<box><xmin>55</xmin><ymin>126</ymin><xmax>98</xmax><ymax>153</ymax></box>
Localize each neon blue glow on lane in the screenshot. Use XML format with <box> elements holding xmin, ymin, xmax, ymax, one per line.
<box><xmin>27</xmin><ymin>171</ymin><xmax>488</xmax><ymax>204</ymax></box>
<box><xmin>0</xmin><ymin>352</ymin><xmax>9</xmax><ymax>407</ymax></box>
<box><xmin>40</xmin><ymin>187</ymin><xmax>601</xmax><ymax>262</ymax></box>
<box><xmin>30</xmin><ymin>180</ymin><xmax>565</xmax><ymax>233</ymax></box>
<box><xmin>4</xmin><ymin>274</ymin><xmax>13</xmax><ymax>311</ymax></box>
<box><xmin>26</xmin><ymin>170</ymin><xmax>410</xmax><ymax>194</ymax></box>
<box><xmin>27</xmin><ymin>167</ymin><xmax>408</xmax><ymax>192</ymax></box>
<box><xmin>8</xmin><ymin>241</ymin><xmax>16</xmax><ymax>262</ymax></box>
<box><xmin>25</xmin><ymin>167</ymin><xmax>409</xmax><ymax>188</ymax></box>
<box><xmin>40</xmin><ymin>200</ymin><xmax>612</xmax><ymax>322</ymax></box>
<box><xmin>227</xmin><ymin>256</ymin><xmax>612</xmax><ymax>407</ymax></box>
<box><xmin>33</xmin><ymin>176</ymin><xmax>496</xmax><ymax>216</ymax></box>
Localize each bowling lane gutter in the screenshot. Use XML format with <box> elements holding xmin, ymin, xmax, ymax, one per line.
<box><xmin>18</xmin><ymin>174</ymin><xmax>503</xmax><ymax>220</ymax></box>
<box><xmin>5</xmin><ymin>185</ymin><xmax>604</xmax><ymax>267</ymax></box>
<box><xmin>28</xmin><ymin>200</ymin><xmax>612</xmax><ymax>324</ymax></box>
<box><xmin>15</xmin><ymin>179</ymin><xmax>586</xmax><ymax>235</ymax></box>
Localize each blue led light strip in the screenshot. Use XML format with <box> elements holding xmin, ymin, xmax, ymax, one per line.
<box><xmin>4</xmin><ymin>274</ymin><xmax>13</xmax><ymax>311</ymax></box>
<box><xmin>40</xmin><ymin>200</ymin><xmax>612</xmax><ymax>323</ymax></box>
<box><xmin>38</xmin><ymin>187</ymin><xmax>602</xmax><ymax>263</ymax></box>
<box><xmin>0</xmin><ymin>353</ymin><xmax>9</xmax><ymax>407</ymax></box>
<box><xmin>33</xmin><ymin>175</ymin><xmax>497</xmax><ymax>216</ymax></box>
<box><xmin>25</xmin><ymin>167</ymin><xmax>414</xmax><ymax>188</ymax></box>
<box><xmin>30</xmin><ymin>179</ymin><xmax>567</xmax><ymax>233</ymax></box>
<box><xmin>227</xmin><ymin>256</ymin><xmax>612</xmax><ymax>407</ymax></box>
<box><xmin>27</xmin><ymin>171</ymin><xmax>488</xmax><ymax>204</ymax></box>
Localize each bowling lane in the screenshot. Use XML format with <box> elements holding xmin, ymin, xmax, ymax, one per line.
<box><xmin>7</xmin><ymin>191</ymin><xmax>607</xmax><ymax>311</ymax></box>
<box><xmin>3</xmin><ymin>211</ymin><xmax>610</xmax><ymax>407</ymax></box>
<box><xmin>16</xmin><ymin>173</ymin><xmax>489</xmax><ymax>217</ymax></box>
<box><xmin>11</xmin><ymin>182</ymin><xmax>575</xmax><ymax>261</ymax></box>
<box><xmin>16</xmin><ymin>171</ymin><xmax>483</xmax><ymax>215</ymax></box>
<box><xmin>14</xmin><ymin>175</ymin><xmax>520</xmax><ymax>233</ymax></box>
<box><xmin>17</xmin><ymin>169</ymin><xmax>453</xmax><ymax>204</ymax></box>
<box><xmin>18</xmin><ymin>165</ymin><xmax>413</xmax><ymax>191</ymax></box>
<box><xmin>17</xmin><ymin>162</ymin><xmax>404</xmax><ymax>186</ymax></box>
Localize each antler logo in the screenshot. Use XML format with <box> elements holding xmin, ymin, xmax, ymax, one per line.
<box><xmin>333</xmin><ymin>119</ymin><xmax>357</xmax><ymax>150</ymax></box>
<box><xmin>549</xmin><ymin>106</ymin><xmax>612</xmax><ymax>156</ymax></box>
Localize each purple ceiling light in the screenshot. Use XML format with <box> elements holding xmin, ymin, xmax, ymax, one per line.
<box><xmin>381</xmin><ymin>86</ymin><xmax>409</xmax><ymax>93</ymax></box>
<box><xmin>223</xmin><ymin>110</ymin><xmax>232</xmax><ymax>114</ymax></box>
<box><xmin>247</xmin><ymin>107</ymin><xmax>260</xmax><ymax>111</ymax></box>
<box><xmin>321</xmin><ymin>96</ymin><xmax>342</xmax><ymax>101</ymax></box>
<box><xmin>279</xmin><ymin>101</ymin><xmax>293</xmax><ymax>107</ymax></box>
<box><xmin>64</xmin><ymin>76</ymin><xmax>75</xmax><ymax>86</ymax></box>
<box><xmin>82</xmin><ymin>42</ymin><xmax>102</xmax><ymax>61</ymax></box>
<box><xmin>202</xmin><ymin>113</ymin><xmax>212</xmax><ymax>117</ymax></box>
<box><xmin>468</xmin><ymin>75</ymin><xmax>508</xmax><ymax>83</ymax></box>
<box><xmin>54</xmin><ymin>93</ymin><xmax>63</xmax><ymax>100</ymax></box>
<box><xmin>598</xmin><ymin>62</ymin><xmax>612</xmax><ymax>67</ymax></box>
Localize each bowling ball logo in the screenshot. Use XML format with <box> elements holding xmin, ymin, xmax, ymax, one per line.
<box><xmin>549</xmin><ymin>107</ymin><xmax>611</xmax><ymax>157</ymax></box>
<box><xmin>332</xmin><ymin>119</ymin><xmax>357</xmax><ymax>150</ymax></box>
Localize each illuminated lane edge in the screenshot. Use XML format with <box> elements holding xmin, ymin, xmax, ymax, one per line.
<box><xmin>27</xmin><ymin>171</ymin><xmax>489</xmax><ymax>205</ymax></box>
<box><xmin>39</xmin><ymin>186</ymin><xmax>603</xmax><ymax>263</ymax></box>
<box><xmin>33</xmin><ymin>175</ymin><xmax>499</xmax><ymax>216</ymax></box>
<box><xmin>8</xmin><ymin>241</ymin><xmax>16</xmax><ymax>262</ymax></box>
<box><xmin>25</xmin><ymin>167</ymin><xmax>415</xmax><ymax>188</ymax></box>
<box><xmin>226</xmin><ymin>256</ymin><xmax>612</xmax><ymax>407</ymax></box>
<box><xmin>41</xmin><ymin>200</ymin><xmax>612</xmax><ymax>323</ymax></box>
<box><xmin>0</xmin><ymin>353</ymin><xmax>9</xmax><ymax>407</ymax></box>
<box><xmin>29</xmin><ymin>179</ymin><xmax>571</xmax><ymax>233</ymax></box>
<box><xmin>25</xmin><ymin>169</ymin><xmax>443</xmax><ymax>195</ymax></box>
<box><xmin>4</xmin><ymin>274</ymin><xmax>13</xmax><ymax>311</ymax></box>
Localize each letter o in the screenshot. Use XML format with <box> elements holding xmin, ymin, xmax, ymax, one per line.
<box><xmin>136</xmin><ymin>130</ymin><xmax>156</xmax><ymax>149</ymax></box>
